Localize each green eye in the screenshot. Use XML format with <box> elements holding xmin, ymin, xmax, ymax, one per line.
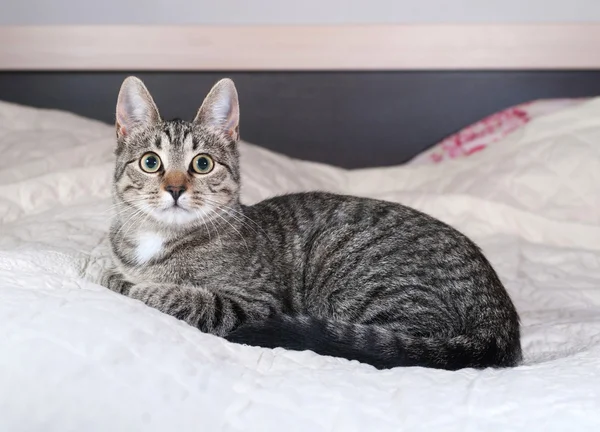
<box><xmin>140</xmin><ymin>152</ymin><xmax>162</xmax><ymax>173</ymax></box>
<box><xmin>191</xmin><ymin>154</ymin><xmax>214</xmax><ymax>174</ymax></box>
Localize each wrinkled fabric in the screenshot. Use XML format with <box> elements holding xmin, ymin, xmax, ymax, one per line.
<box><xmin>1</xmin><ymin>99</ymin><xmax>600</xmax><ymax>432</ymax></box>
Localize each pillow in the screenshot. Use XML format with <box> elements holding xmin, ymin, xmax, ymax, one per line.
<box><xmin>410</xmin><ymin>98</ymin><xmax>588</xmax><ymax>164</ymax></box>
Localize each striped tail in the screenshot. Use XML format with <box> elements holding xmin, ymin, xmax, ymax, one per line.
<box><xmin>225</xmin><ymin>315</ymin><xmax>522</xmax><ymax>370</ymax></box>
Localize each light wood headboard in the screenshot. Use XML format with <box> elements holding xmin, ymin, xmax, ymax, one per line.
<box><xmin>2</xmin><ymin>25</ymin><xmax>600</xmax><ymax>70</ymax></box>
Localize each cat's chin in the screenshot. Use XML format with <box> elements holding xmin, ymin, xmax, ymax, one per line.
<box><xmin>150</xmin><ymin>205</ymin><xmax>207</xmax><ymax>228</ymax></box>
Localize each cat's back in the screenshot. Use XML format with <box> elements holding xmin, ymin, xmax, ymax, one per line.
<box><xmin>246</xmin><ymin>191</ymin><xmax>465</xmax><ymax>242</ymax></box>
<box><xmin>245</xmin><ymin>191</ymin><xmax>494</xmax><ymax>286</ymax></box>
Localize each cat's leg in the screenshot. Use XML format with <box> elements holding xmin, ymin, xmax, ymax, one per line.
<box><xmin>127</xmin><ymin>282</ymin><xmax>265</xmax><ymax>336</ymax></box>
<box><xmin>101</xmin><ymin>269</ymin><xmax>133</xmax><ymax>295</ymax></box>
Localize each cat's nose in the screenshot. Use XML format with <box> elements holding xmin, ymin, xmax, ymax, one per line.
<box><xmin>165</xmin><ymin>184</ymin><xmax>187</xmax><ymax>201</ymax></box>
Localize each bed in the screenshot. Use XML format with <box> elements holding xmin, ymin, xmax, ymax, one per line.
<box><xmin>1</xmin><ymin>25</ymin><xmax>600</xmax><ymax>431</ymax></box>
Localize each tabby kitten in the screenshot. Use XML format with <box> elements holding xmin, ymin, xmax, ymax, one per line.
<box><xmin>104</xmin><ymin>76</ymin><xmax>522</xmax><ymax>370</ymax></box>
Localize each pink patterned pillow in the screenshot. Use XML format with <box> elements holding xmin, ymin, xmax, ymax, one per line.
<box><xmin>409</xmin><ymin>98</ymin><xmax>588</xmax><ymax>165</ymax></box>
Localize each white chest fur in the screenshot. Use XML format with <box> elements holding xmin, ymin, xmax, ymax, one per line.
<box><xmin>135</xmin><ymin>231</ymin><xmax>164</xmax><ymax>264</ymax></box>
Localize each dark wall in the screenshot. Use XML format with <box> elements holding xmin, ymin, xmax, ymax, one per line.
<box><xmin>1</xmin><ymin>71</ymin><xmax>600</xmax><ymax>168</ymax></box>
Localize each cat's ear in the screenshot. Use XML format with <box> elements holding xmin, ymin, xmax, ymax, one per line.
<box><xmin>194</xmin><ymin>78</ymin><xmax>239</xmax><ymax>141</ymax></box>
<box><xmin>116</xmin><ymin>76</ymin><xmax>160</xmax><ymax>138</ymax></box>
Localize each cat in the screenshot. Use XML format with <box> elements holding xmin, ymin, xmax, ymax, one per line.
<box><xmin>103</xmin><ymin>76</ymin><xmax>522</xmax><ymax>370</ymax></box>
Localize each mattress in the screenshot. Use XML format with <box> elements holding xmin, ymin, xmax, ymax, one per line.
<box><xmin>1</xmin><ymin>98</ymin><xmax>600</xmax><ymax>431</ymax></box>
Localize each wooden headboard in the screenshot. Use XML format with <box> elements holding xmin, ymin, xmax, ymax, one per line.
<box><xmin>2</xmin><ymin>25</ymin><xmax>600</xmax><ymax>168</ymax></box>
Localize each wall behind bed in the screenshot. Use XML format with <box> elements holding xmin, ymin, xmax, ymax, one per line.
<box><xmin>2</xmin><ymin>0</ymin><xmax>600</xmax><ymax>24</ymax></box>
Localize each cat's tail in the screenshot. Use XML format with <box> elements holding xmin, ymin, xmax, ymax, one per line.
<box><xmin>225</xmin><ymin>315</ymin><xmax>522</xmax><ymax>370</ymax></box>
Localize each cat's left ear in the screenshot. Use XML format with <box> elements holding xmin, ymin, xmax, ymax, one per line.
<box><xmin>116</xmin><ymin>76</ymin><xmax>161</xmax><ymax>138</ymax></box>
<box><xmin>194</xmin><ymin>78</ymin><xmax>239</xmax><ymax>141</ymax></box>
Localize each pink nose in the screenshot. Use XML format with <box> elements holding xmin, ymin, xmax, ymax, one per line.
<box><xmin>165</xmin><ymin>184</ymin><xmax>187</xmax><ymax>201</ymax></box>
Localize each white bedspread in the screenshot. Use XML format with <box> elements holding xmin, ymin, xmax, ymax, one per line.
<box><xmin>1</xmin><ymin>98</ymin><xmax>600</xmax><ymax>432</ymax></box>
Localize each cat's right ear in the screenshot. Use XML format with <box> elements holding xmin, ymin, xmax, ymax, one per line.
<box><xmin>116</xmin><ymin>76</ymin><xmax>160</xmax><ymax>138</ymax></box>
<box><xmin>194</xmin><ymin>78</ymin><xmax>240</xmax><ymax>141</ymax></box>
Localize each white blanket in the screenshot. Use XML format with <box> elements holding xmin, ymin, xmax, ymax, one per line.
<box><xmin>1</xmin><ymin>99</ymin><xmax>600</xmax><ymax>432</ymax></box>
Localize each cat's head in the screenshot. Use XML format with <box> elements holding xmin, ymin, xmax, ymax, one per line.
<box><xmin>113</xmin><ymin>76</ymin><xmax>240</xmax><ymax>229</ymax></box>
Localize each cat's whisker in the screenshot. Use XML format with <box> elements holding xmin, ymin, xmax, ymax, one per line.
<box><xmin>115</xmin><ymin>206</ymin><xmax>148</xmax><ymax>239</ymax></box>
<box><xmin>116</xmin><ymin>214</ymin><xmax>143</xmax><ymax>241</ymax></box>
<box><xmin>193</xmin><ymin>208</ymin><xmax>212</xmax><ymax>243</ymax></box>
<box><xmin>115</xmin><ymin>207</ymin><xmax>145</xmax><ymax>232</ymax></box>
<box><xmin>206</xmin><ymin>210</ymin><xmax>223</xmax><ymax>248</ymax></box>
<box><xmin>121</xmin><ymin>208</ymin><xmax>150</xmax><ymax>240</ymax></box>
<box><xmin>103</xmin><ymin>205</ymin><xmax>140</xmax><ymax>218</ymax></box>
<box><xmin>216</xmin><ymin>208</ymin><xmax>259</xmax><ymax>236</ymax></box>
<box><xmin>200</xmin><ymin>199</ymin><xmax>271</xmax><ymax>242</ymax></box>
<box><xmin>210</xmin><ymin>210</ymin><xmax>249</xmax><ymax>253</ymax></box>
<box><xmin>102</xmin><ymin>198</ymin><xmax>155</xmax><ymax>217</ymax></box>
<box><xmin>199</xmin><ymin>197</ymin><xmax>265</xmax><ymax>234</ymax></box>
<box><xmin>135</xmin><ymin>204</ymin><xmax>156</xmax><ymax>236</ymax></box>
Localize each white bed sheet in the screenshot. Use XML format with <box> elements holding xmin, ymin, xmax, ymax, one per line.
<box><xmin>1</xmin><ymin>99</ymin><xmax>600</xmax><ymax>431</ymax></box>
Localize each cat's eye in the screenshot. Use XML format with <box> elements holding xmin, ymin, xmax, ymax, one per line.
<box><xmin>140</xmin><ymin>152</ymin><xmax>162</xmax><ymax>173</ymax></box>
<box><xmin>191</xmin><ymin>154</ymin><xmax>214</xmax><ymax>174</ymax></box>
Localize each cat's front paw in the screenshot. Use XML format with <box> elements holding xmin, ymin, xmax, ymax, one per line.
<box><xmin>128</xmin><ymin>283</ymin><xmax>199</xmax><ymax>323</ymax></box>
<box><xmin>128</xmin><ymin>282</ymin><xmax>180</xmax><ymax>310</ymax></box>
<box><xmin>101</xmin><ymin>270</ymin><xmax>133</xmax><ymax>295</ymax></box>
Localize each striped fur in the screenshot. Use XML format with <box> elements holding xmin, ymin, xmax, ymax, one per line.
<box><xmin>104</xmin><ymin>76</ymin><xmax>522</xmax><ymax>370</ymax></box>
